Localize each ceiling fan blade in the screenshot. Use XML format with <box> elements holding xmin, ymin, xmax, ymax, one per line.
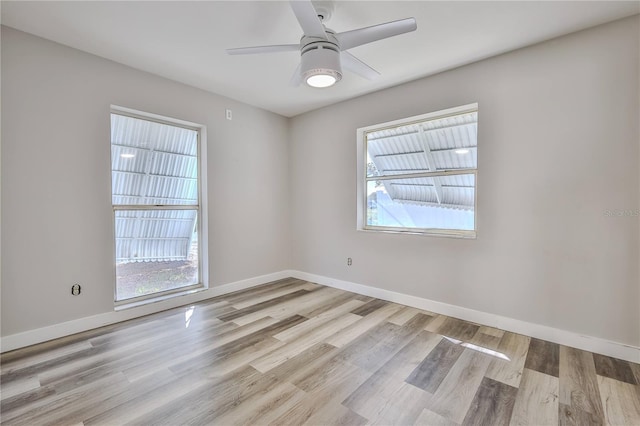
<box><xmin>290</xmin><ymin>63</ymin><xmax>302</xmax><ymax>86</ymax></box>
<box><xmin>290</xmin><ymin>0</ymin><xmax>327</xmax><ymax>39</ymax></box>
<box><xmin>336</xmin><ymin>17</ymin><xmax>417</xmax><ymax>51</ymax></box>
<box><xmin>226</xmin><ymin>44</ymin><xmax>300</xmax><ymax>55</ymax></box>
<box><xmin>341</xmin><ymin>52</ymin><xmax>380</xmax><ymax>80</ymax></box>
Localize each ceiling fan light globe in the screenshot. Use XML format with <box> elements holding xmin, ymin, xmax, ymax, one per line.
<box><xmin>305</xmin><ymin>69</ymin><xmax>341</xmax><ymax>88</ymax></box>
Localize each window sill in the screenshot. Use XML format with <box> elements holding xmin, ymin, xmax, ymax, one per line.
<box><xmin>358</xmin><ymin>227</ymin><xmax>477</xmax><ymax>239</ymax></box>
<box><xmin>114</xmin><ymin>286</ymin><xmax>206</xmax><ymax>311</ymax></box>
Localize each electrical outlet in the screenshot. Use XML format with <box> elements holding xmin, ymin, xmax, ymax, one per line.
<box><xmin>71</xmin><ymin>284</ymin><xmax>81</xmax><ymax>296</ymax></box>
<box><xmin>225</xmin><ymin>109</ymin><xmax>232</xmax><ymax>120</ymax></box>
<box><xmin>347</xmin><ymin>257</ymin><xmax>352</xmax><ymax>266</ymax></box>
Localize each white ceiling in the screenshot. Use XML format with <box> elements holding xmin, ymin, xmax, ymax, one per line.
<box><xmin>2</xmin><ymin>1</ymin><xmax>638</xmax><ymax>117</ymax></box>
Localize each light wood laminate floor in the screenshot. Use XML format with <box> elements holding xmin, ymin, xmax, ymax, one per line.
<box><xmin>2</xmin><ymin>278</ymin><xmax>639</xmax><ymax>425</ymax></box>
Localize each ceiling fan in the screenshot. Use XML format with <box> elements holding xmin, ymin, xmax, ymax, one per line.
<box><xmin>226</xmin><ymin>0</ymin><xmax>417</xmax><ymax>88</ymax></box>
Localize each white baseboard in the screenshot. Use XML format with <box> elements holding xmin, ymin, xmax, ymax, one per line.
<box><xmin>290</xmin><ymin>270</ymin><xmax>640</xmax><ymax>364</ymax></box>
<box><xmin>3</xmin><ymin>269</ymin><xmax>639</xmax><ymax>364</ymax></box>
<box><xmin>0</xmin><ymin>271</ymin><xmax>291</xmax><ymax>353</ymax></box>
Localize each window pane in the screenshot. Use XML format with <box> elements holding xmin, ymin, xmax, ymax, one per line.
<box><xmin>115</xmin><ymin>209</ymin><xmax>199</xmax><ymax>301</ymax></box>
<box><xmin>366</xmin><ymin>111</ymin><xmax>477</xmax><ymax>178</ymax></box>
<box><xmin>366</xmin><ymin>174</ymin><xmax>475</xmax><ymax>231</ymax></box>
<box><xmin>111</xmin><ymin>114</ymin><xmax>198</xmax><ymax>206</ymax></box>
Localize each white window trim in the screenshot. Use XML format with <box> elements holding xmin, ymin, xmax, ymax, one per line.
<box><xmin>110</xmin><ymin>105</ymin><xmax>209</xmax><ymax>308</ymax></box>
<box><xmin>356</xmin><ymin>103</ymin><xmax>478</xmax><ymax>239</ymax></box>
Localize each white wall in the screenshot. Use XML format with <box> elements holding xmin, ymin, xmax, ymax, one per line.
<box><xmin>290</xmin><ymin>17</ymin><xmax>640</xmax><ymax>347</ymax></box>
<box><xmin>1</xmin><ymin>27</ymin><xmax>291</xmax><ymax>337</ymax></box>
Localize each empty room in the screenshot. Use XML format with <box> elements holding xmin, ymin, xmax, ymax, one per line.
<box><xmin>1</xmin><ymin>1</ymin><xmax>639</xmax><ymax>424</ymax></box>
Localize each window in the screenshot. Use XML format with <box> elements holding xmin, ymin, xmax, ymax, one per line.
<box><xmin>110</xmin><ymin>108</ymin><xmax>206</xmax><ymax>303</ymax></box>
<box><xmin>357</xmin><ymin>103</ymin><xmax>478</xmax><ymax>238</ymax></box>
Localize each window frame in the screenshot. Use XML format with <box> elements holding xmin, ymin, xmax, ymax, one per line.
<box><xmin>356</xmin><ymin>103</ymin><xmax>478</xmax><ymax>239</ymax></box>
<box><xmin>110</xmin><ymin>106</ymin><xmax>208</xmax><ymax>307</ymax></box>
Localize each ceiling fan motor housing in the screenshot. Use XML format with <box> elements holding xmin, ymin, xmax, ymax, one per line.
<box><xmin>300</xmin><ymin>34</ymin><xmax>342</xmax><ymax>84</ymax></box>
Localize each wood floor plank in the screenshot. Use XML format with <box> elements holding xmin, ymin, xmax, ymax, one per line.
<box><xmin>303</xmin><ymin>401</ymin><xmax>369</xmax><ymax>426</ymax></box>
<box><xmin>207</xmin><ymin>380</ymin><xmax>306</xmax><ymax>426</ymax></box>
<box><xmin>169</xmin><ymin>315</ymin><xmax>308</xmax><ymax>375</ymax></box>
<box><xmin>368</xmin><ymin>382</ymin><xmax>432</xmax><ymax>426</ymax></box>
<box><xmin>205</xmin><ymin>336</ymin><xmax>286</xmax><ymax>379</ymax></box>
<box><xmin>295</xmin><ymin>356</ymin><xmax>372</xmax><ymax>403</ymax></box>
<box><xmin>1</xmin><ymin>339</ymin><xmax>90</xmax><ymax>369</ymax></box>
<box><xmin>406</xmin><ymin>337</ymin><xmax>465</xmax><ymax>393</ymax></box>
<box><xmin>250</xmin><ymin>313</ymin><xmax>361</xmax><ymax>373</ymax></box>
<box><xmin>232</xmin><ymin>286</ymin><xmax>343</xmax><ymax>326</ymax></box>
<box><xmin>478</xmin><ymin>326</ymin><xmax>505</xmax><ymax>339</ymax></box>
<box><xmin>72</xmin><ymin>368</ymin><xmax>178</xmax><ymax>424</ymax></box>
<box><xmin>428</xmin><ymin>346</ymin><xmax>494</xmax><ymax>424</ymax></box>
<box><xmin>217</xmin><ymin>289</ymin><xmax>312</xmax><ymax>322</ymax></box>
<box><xmin>40</xmin><ymin>320</ymin><xmax>236</xmax><ymax>385</ymax></box>
<box><xmin>190</xmin><ymin>373</ymin><xmax>286</xmax><ymax>425</ymax></box>
<box><xmin>509</xmin><ymin>368</ymin><xmax>559</xmax><ymax>426</ymax></box>
<box><xmin>1</xmin><ymin>345</ymin><xmax>104</xmax><ymax>386</ymax></box>
<box><xmin>121</xmin><ymin>316</ymin><xmax>275</xmax><ymax>382</ymax></box>
<box><xmin>377</xmin><ymin>329</ymin><xmax>443</xmax><ymax>379</ymax></box>
<box><xmin>265</xmin><ymin>354</ymin><xmax>372</xmax><ymax>424</ymax></box>
<box><xmin>342</xmin><ymin>372</ymin><xmax>406</xmax><ymax>421</ymax></box>
<box><xmin>218</xmin><ymin>277</ymin><xmax>303</xmax><ymax>305</ymax></box>
<box><xmin>342</xmin><ymin>330</ymin><xmax>442</xmax><ymax>421</ymax></box>
<box><xmin>42</xmin><ymin>362</ymin><xmax>128</xmax><ymax>398</ymax></box>
<box><xmin>1</xmin><ymin>372</ymin><xmax>131</xmax><ymax>425</ymax></box>
<box><xmin>88</xmin><ymin>303</ymin><xmax>229</xmax><ymax>348</ymax></box>
<box><xmin>269</xmin><ymin>396</ymin><xmax>368</xmax><ymax>426</ymax></box>
<box><xmin>424</xmin><ymin>314</ymin><xmax>448</xmax><ymax>333</ymax></box>
<box><xmin>273</xmin><ymin>299</ymin><xmax>364</xmax><ymax>342</ymax></box>
<box><xmin>0</xmin><ymin>383</ymin><xmax>56</xmax><ymax>415</ymax></box>
<box><xmin>30</xmin><ymin>316</ymin><xmax>237</xmax><ymax>386</ymax></box>
<box><xmin>266</xmin><ymin>342</ymin><xmax>337</xmax><ymax>385</ymax></box>
<box><xmin>296</xmin><ymin>290</ymin><xmax>363</xmax><ymax>318</ymax></box>
<box><xmin>1</xmin><ymin>340</ymin><xmax>93</xmax><ymax>373</ymax></box>
<box><xmin>48</xmin><ymin>319</ymin><xmax>235</xmax><ymax>386</ymax></box>
<box><xmin>387</xmin><ymin>306</ymin><xmax>424</xmax><ymax>326</ymax></box>
<box><xmin>0</xmin><ymin>308</ymin><xmax>187</xmax><ymax>367</ymax></box>
<box><xmin>267</xmin><ymin>287</ymin><xmax>347</xmax><ymax>321</ymax></box>
<box><xmin>332</xmin><ymin>321</ymin><xmax>403</xmax><ymax>366</ymax></box>
<box><xmin>324</xmin><ymin>302</ymin><xmax>403</xmax><ymax>348</ymax></box>
<box><xmin>467</xmin><ymin>329</ymin><xmax>503</xmax><ymax>351</ymax></box>
<box><xmin>485</xmin><ymin>332</ymin><xmax>531</xmax><ymax>388</ymax></box>
<box><xmin>415</xmin><ymin>408</ymin><xmax>461</xmax><ymax>426</ymax></box>
<box><xmin>354</xmin><ymin>294</ymin><xmax>374</xmax><ymax>302</ymax></box>
<box><xmin>524</xmin><ymin>338</ymin><xmax>560</xmax><ymax>378</ymax></box>
<box><xmin>0</xmin><ymin>376</ymin><xmax>40</xmax><ymax>401</ymax></box>
<box><xmin>597</xmin><ymin>375</ymin><xmax>640</xmax><ymax>426</ymax></box>
<box><xmin>341</xmin><ymin>330</ymin><xmax>441</xmax><ymax>419</ymax></box>
<box><xmin>348</xmin><ymin>313</ymin><xmax>434</xmax><ymax>373</ymax></box>
<box><xmin>559</xmin><ymin>346</ymin><xmax>604</xmax><ymax>419</ymax></box>
<box><xmin>592</xmin><ymin>353</ymin><xmax>638</xmax><ymax>385</ymax></box>
<box><xmin>630</xmin><ymin>361</ymin><xmax>640</xmax><ymax>385</ymax></box>
<box><xmin>462</xmin><ymin>377</ymin><xmax>518</xmax><ymax>426</ymax></box>
<box><xmin>350</xmin><ymin>298</ymin><xmax>389</xmax><ymax>316</ymax></box>
<box><xmin>84</xmin><ymin>369</ymin><xmax>197</xmax><ymax>426</ymax></box>
<box><xmin>231</xmin><ymin>281</ymin><xmax>317</xmax><ymax>309</ymax></box>
<box><xmin>559</xmin><ymin>402</ymin><xmax>603</xmax><ymax>426</ymax></box>
<box><xmin>434</xmin><ymin>317</ymin><xmax>480</xmax><ymax>341</ymax></box>
<box><xmin>128</xmin><ymin>365</ymin><xmax>277</xmax><ymax>425</ymax></box>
